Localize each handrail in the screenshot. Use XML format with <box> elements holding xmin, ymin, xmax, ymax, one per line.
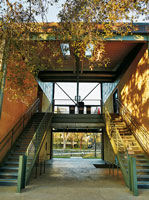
<box><xmin>25</xmin><ymin>102</ymin><xmax>52</xmax><ymax>185</ymax></box>
<box><xmin>104</xmin><ymin>106</ymin><xmax>130</xmax><ymax>187</ymax></box>
<box><xmin>103</xmin><ymin>104</ymin><xmax>138</xmax><ymax>195</ymax></box>
<box><xmin>116</xmin><ymin>99</ymin><xmax>149</xmax><ymax>156</ymax></box>
<box><xmin>0</xmin><ymin>98</ymin><xmax>40</xmax><ymax>154</ymax></box>
<box><xmin>104</xmin><ymin>106</ymin><xmax>127</xmax><ymax>153</ymax></box>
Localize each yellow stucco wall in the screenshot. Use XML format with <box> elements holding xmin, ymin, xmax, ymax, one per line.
<box><xmin>105</xmin><ymin>44</ymin><xmax>149</xmax><ymax>131</ymax></box>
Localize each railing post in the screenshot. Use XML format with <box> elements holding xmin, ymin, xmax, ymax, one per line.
<box><xmin>17</xmin><ymin>155</ymin><xmax>27</xmax><ymax>193</ymax></box>
<box><xmin>130</xmin><ymin>157</ymin><xmax>138</xmax><ymax>196</ymax></box>
<box><xmin>11</xmin><ymin>129</ymin><xmax>14</xmax><ymax>147</ymax></box>
<box><xmin>23</xmin><ymin>115</ymin><xmax>25</xmax><ymax>129</ymax></box>
<box><xmin>128</xmin><ymin>155</ymin><xmax>132</xmax><ymax>191</ymax></box>
<box><xmin>44</xmin><ymin>160</ymin><xmax>46</xmax><ymax>173</ymax></box>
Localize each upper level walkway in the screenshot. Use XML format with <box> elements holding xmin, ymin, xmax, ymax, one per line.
<box><xmin>51</xmin><ymin>114</ymin><xmax>104</xmax><ymax>130</ymax></box>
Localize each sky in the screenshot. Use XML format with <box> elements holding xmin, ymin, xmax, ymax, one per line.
<box><xmin>46</xmin><ymin>0</ymin><xmax>66</xmax><ymax>22</ymax></box>
<box><xmin>44</xmin><ymin>0</ymin><xmax>148</xmax><ymax>23</ymax></box>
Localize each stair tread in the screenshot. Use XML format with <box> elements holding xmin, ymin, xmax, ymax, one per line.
<box><xmin>136</xmin><ymin>163</ymin><xmax>149</xmax><ymax>166</ymax></box>
<box><xmin>137</xmin><ymin>181</ymin><xmax>149</xmax><ymax>184</ymax></box>
<box><xmin>0</xmin><ymin>178</ymin><xmax>17</xmax><ymax>181</ymax></box>
<box><xmin>136</xmin><ymin>169</ymin><xmax>149</xmax><ymax>172</ymax></box>
<box><xmin>0</xmin><ymin>112</ymin><xmax>51</xmax><ymax>186</ymax></box>
<box><xmin>0</xmin><ymin>172</ymin><xmax>18</xmax><ymax>176</ymax></box>
<box><xmin>137</xmin><ymin>175</ymin><xmax>149</xmax><ymax>178</ymax></box>
<box><xmin>0</xmin><ymin>167</ymin><xmax>19</xmax><ymax>170</ymax></box>
<box><xmin>5</xmin><ymin>161</ymin><xmax>19</xmax><ymax>164</ymax></box>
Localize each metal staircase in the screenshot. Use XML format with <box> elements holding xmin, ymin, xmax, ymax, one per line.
<box><xmin>0</xmin><ymin>98</ymin><xmax>53</xmax><ymax>192</ymax></box>
<box><xmin>0</xmin><ymin>113</ymin><xmax>45</xmax><ymax>186</ymax></box>
<box><xmin>111</xmin><ymin>114</ymin><xmax>143</xmax><ymax>154</ymax></box>
<box><xmin>107</xmin><ymin>110</ymin><xmax>149</xmax><ymax>195</ymax></box>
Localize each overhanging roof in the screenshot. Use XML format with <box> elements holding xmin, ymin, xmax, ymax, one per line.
<box><xmin>36</xmin><ymin>23</ymin><xmax>148</xmax><ymax>83</ymax></box>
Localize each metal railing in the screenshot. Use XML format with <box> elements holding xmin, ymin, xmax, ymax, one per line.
<box><xmin>25</xmin><ymin>103</ymin><xmax>53</xmax><ymax>185</ymax></box>
<box><xmin>0</xmin><ymin>98</ymin><xmax>40</xmax><ymax>163</ymax></box>
<box><xmin>17</xmin><ymin>103</ymin><xmax>53</xmax><ymax>192</ymax></box>
<box><xmin>104</xmin><ymin>106</ymin><xmax>138</xmax><ymax>196</ymax></box>
<box><xmin>54</xmin><ymin>99</ymin><xmax>102</xmax><ymax>114</ymax></box>
<box><xmin>116</xmin><ymin>99</ymin><xmax>149</xmax><ymax>156</ymax></box>
<box><xmin>104</xmin><ymin>106</ymin><xmax>126</xmax><ymax>153</ymax></box>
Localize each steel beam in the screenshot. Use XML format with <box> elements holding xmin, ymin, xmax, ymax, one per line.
<box><xmin>38</xmin><ymin>71</ymin><xmax>116</xmax><ymax>83</ymax></box>
<box><xmin>76</xmin><ymin>56</ymin><xmax>80</xmax><ymax>104</ymax></box>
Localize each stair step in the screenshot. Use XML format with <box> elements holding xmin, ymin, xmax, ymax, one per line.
<box><xmin>137</xmin><ymin>181</ymin><xmax>149</xmax><ymax>189</ymax></box>
<box><xmin>0</xmin><ymin>112</ymin><xmax>51</xmax><ymax>186</ymax></box>
<box><xmin>137</xmin><ymin>174</ymin><xmax>149</xmax><ymax>178</ymax></box>
<box><xmin>137</xmin><ymin>176</ymin><xmax>149</xmax><ymax>182</ymax></box>
<box><xmin>136</xmin><ymin>159</ymin><xmax>149</xmax><ymax>162</ymax></box>
<box><xmin>134</xmin><ymin>154</ymin><xmax>145</xmax><ymax>158</ymax></box>
<box><xmin>136</xmin><ymin>163</ymin><xmax>149</xmax><ymax>167</ymax></box>
<box><xmin>0</xmin><ymin>167</ymin><xmax>18</xmax><ymax>172</ymax></box>
<box><xmin>0</xmin><ymin>172</ymin><xmax>18</xmax><ymax>179</ymax></box>
<box><xmin>14</xmin><ymin>147</ymin><xmax>27</xmax><ymax>151</ymax></box>
<box><xmin>7</xmin><ymin>157</ymin><xmax>19</xmax><ymax>161</ymax></box>
<box><xmin>0</xmin><ymin>179</ymin><xmax>17</xmax><ymax>186</ymax></box>
<box><xmin>5</xmin><ymin>161</ymin><xmax>19</xmax><ymax>165</ymax></box>
<box><xmin>136</xmin><ymin>169</ymin><xmax>149</xmax><ymax>172</ymax></box>
<box><xmin>12</xmin><ymin>150</ymin><xmax>26</xmax><ymax>153</ymax></box>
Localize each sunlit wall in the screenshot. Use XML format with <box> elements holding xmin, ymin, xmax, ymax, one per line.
<box><xmin>104</xmin><ymin>43</ymin><xmax>148</xmax><ymax>131</ymax></box>
<box><xmin>121</xmin><ymin>49</ymin><xmax>149</xmax><ymax>131</ymax></box>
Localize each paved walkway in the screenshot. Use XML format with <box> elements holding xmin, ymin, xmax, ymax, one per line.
<box><xmin>0</xmin><ymin>158</ymin><xmax>149</xmax><ymax>200</ymax></box>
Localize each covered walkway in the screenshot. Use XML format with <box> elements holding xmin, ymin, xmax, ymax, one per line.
<box><xmin>0</xmin><ymin>158</ymin><xmax>149</xmax><ymax>200</ymax></box>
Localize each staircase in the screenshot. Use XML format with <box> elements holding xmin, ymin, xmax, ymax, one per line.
<box><xmin>0</xmin><ymin>113</ymin><xmax>45</xmax><ymax>186</ymax></box>
<box><xmin>111</xmin><ymin>113</ymin><xmax>149</xmax><ymax>189</ymax></box>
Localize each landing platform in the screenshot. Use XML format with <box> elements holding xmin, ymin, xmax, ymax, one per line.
<box><xmin>51</xmin><ymin>114</ymin><xmax>105</xmax><ymax>129</ymax></box>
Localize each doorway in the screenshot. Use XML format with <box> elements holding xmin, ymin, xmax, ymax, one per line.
<box><xmin>53</xmin><ymin>131</ymin><xmax>102</xmax><ymax>159</ymax></box>
<box><xmin>113</xmin><ymin>89</ymin><xmax>118</xmax><ymax>113</ymax></box>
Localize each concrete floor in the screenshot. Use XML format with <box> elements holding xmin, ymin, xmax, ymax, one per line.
<box><xmin>0</xmin><ymin>158</ymin><xmax>149</xmax><ymax>200</ymax></box>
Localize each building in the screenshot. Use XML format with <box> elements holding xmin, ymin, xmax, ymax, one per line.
<box><xmin>0</xmin><ymin>22</ymin><xmax>148</xmax><ymax>195</ymax></box>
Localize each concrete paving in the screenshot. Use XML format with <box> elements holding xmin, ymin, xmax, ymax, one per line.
<box><xmin>0</xmin><ymin>158</ymin><xmax>149</xmax><ymax>200</ymax></box>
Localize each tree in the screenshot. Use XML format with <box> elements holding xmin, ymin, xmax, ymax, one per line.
<box><xmin>58</xmin><ymin>0</ymin><xmax>148</xmax><ymax>68</ymax></box>
<box><xmin>0</xmin><ymin>0</ymin><xmax>61</xmax><ymax>102</ymax></box>
<box><xmin>0</xmin><ymin>0</ymin><xmax>148</xmax><ymax>102</ymax></box>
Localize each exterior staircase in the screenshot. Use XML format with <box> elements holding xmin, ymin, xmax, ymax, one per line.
<box><xmin>111</xmin><ymin>113</ymin><xmax>149</xmax><ymax>189</ymax></box>
<box><xmin>0</xmin><ymin>113</ymin><xmax>45</xmax><ymax>186</ymax></box>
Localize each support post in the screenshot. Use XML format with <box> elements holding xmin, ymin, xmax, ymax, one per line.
<box><xmin>101</xmin><ymin>129</ymin><xmax>104</xmax><ymax>160</ymax></box>
<box><xmin>128</xmin><ymin>155</ymin><xmax>132</xmax><ymax>191</ymax></box>
<box><xmin>112</xmin><ymin>164</ymin><xmax>114</xmax><ymax>176</ymax></box>
<box><xmin>101</xmin><ymin>83</ymin><xmax>103</xmax><ymax>113</ymax></box>
<box><xmin>17</xmin><ymin>155</ymin><xmax>26</xmax><ymax>193</ymax></box>
<box><xmin>50</xmin><ymin>129</ymin><xmax>53</xmax><ymax>159</ymax></box>
<box><xmin>52</xmin><ymin>82</ymin><xmax>55</xmax><ymax>113</ymax></box>
<box><xmin>130</xmin><ymin>157</ymin><xmax>138</xmax><ymax>196</ymax></box>
<box><xmin>147</xmin><ymin>35</ymin><xmax>149</xmax><ymax>57</ymax></box>
<box><xmin>35</xmin><ymin>162</ymin><xmax>38</xmax><ymax>178</ymax></box>
<box><xmin>94</xmin><ymin>134</ymin><xmax>97</xmax><ymax>158</ymax></box>
<box><xmin>76</xmin><ymin>56</ymin><xmax>80</xmax><ymax>105</ymax></box>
